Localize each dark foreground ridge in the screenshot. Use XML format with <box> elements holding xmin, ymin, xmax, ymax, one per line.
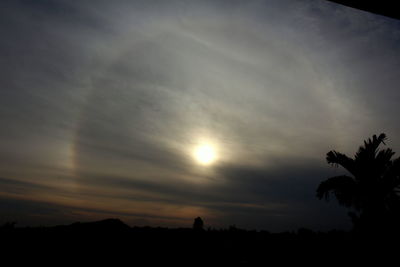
<box><xmin>1</xmin><ymin>218</ymin><xmax>398</xmax><ymax>264</ymax></box>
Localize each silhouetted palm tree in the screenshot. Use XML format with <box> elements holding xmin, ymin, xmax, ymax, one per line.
<box><xmin>317</xmin><ymin>133</ymin><xmax>400</xmax><ymax>233</ymax></box>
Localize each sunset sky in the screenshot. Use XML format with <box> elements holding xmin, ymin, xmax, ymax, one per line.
<box><xmin>1</xmin><ymin>0</ymin><xmax>400</xmax><ymax>231</ymax></box>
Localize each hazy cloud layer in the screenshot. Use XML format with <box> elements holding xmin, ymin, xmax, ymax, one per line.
<box><xmin>1</xmin><ymin>0</ymin><xmax>400</xmax><ymax>231</ymax></box>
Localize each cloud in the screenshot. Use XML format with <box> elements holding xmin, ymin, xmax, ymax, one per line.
<box><xmin>0</xmin><ymin>0</ymin><xmax>399</xmax><ymax>230</ymax></box>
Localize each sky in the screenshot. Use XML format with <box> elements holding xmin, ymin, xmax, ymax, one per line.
<box><xmin>1</xmin><ymin>0</ymin><xmax>400</xmax><ymax>232</ymax></box>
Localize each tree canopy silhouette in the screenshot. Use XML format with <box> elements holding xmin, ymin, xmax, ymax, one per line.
<box><xmin>193</xmin><ymin>217</ymin><xmax>204</xmax><ymax>231</ymax></box>
<box><xmin>317</xmin><ymin>133</ymin><xmax>400</xmax><ymax>234</ymax></box>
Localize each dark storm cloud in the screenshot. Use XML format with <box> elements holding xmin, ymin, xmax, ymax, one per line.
<box><xmin>1</xmin><ymin>0</ymin><xmax>400</xmax><ymax>230</ymax></box>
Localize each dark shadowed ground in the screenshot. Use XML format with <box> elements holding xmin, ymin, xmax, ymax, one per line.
<box><xmin>1</xmin><ymin>218</ymin><xmax>398</xmax><ymax>264</ymax></box>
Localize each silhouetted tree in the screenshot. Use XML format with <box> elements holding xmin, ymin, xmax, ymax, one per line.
<box><xmin>193</xmin><ymin>217</ymin><xmax>204</xmax><ymax>231</ymax></box>
<box><xmin>317</xmin><ymin>133</ymin><xmax>400</xmax><ymax>234</ymax></box>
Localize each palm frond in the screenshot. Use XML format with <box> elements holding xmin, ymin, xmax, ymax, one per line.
<box><xmin>316</xmin><ymin>175</ymin><xmax>356</xmax><ymax>207</ymax></box>
<box><xmin>376</xmin><ymin>148</ymin><xmax>395</xmax><ymax>164</ymax></box>
<box><xmin>383</xmin><ymin>156</ymin><xmax>400</xmax><ymax>188</ymax></box>
<box><xmin>355</xmin><ymin>133</ymin><xmax>387</xmax><ymax>161</ymax></box>
<box><xmin>374</xmin><ymin>148</ymin><xmax>395</xmax><ymax>176</ymax></box>
<box><xmin>326</xmin><ymin>151</ymin><xmax>356</xmax><ymax>175</ymax></box>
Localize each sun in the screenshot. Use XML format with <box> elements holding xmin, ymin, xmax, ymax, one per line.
<box><xmin>193</xmin><ymin>144</ymin><xmax>217</xmax><ymax>165</ymax></box>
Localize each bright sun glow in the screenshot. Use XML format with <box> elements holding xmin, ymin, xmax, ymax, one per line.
<box><xmin>193</xmin><ymin>144</ymin><xmax>217</xmax><ymax>165</ymax></box>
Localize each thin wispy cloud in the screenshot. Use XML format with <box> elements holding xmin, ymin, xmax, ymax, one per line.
<box><xmin>1</xmin><ymin>0</ymin><xmax>400</xmax><ymax>231</ymax></box>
